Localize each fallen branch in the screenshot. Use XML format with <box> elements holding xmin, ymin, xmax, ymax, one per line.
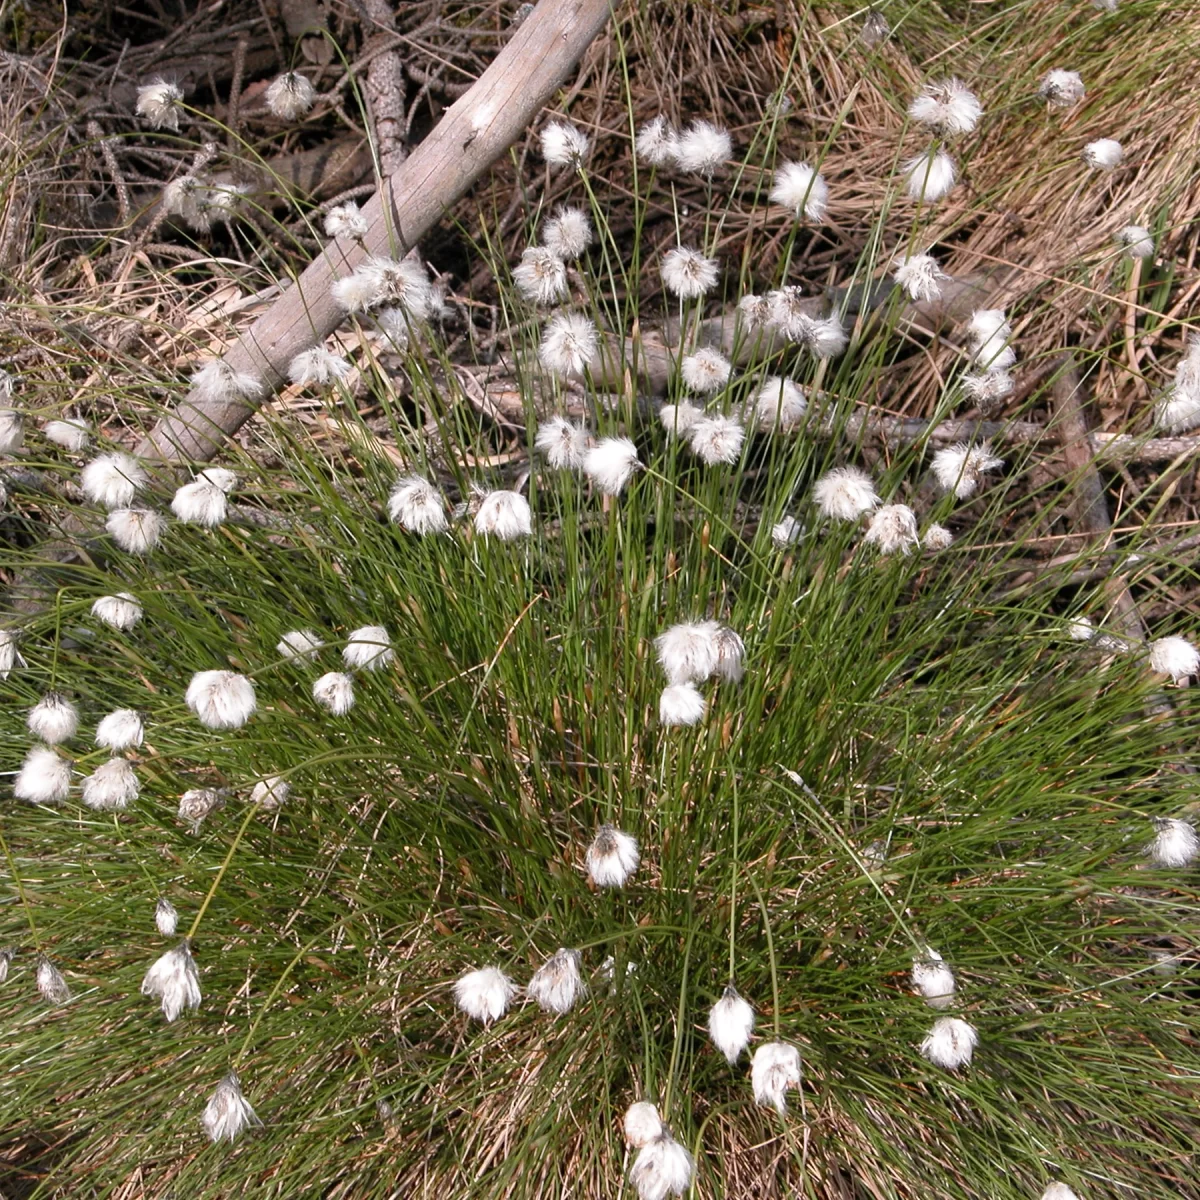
<box><xmin>139</xmin><ymin>0</ymin><xmax>615</xmax><ymax>464</ymax></box>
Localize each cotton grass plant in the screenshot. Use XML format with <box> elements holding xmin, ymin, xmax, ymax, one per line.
<box><xmin>3</xmin><ymin>2</ymin><xmax>1200</xmax><ymax>1198</ymax></box>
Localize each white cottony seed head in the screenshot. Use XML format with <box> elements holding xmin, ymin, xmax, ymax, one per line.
<box><xmin>277</xmin><ymin>629</ymin><xmax>325</xmax><ymax>661</ymax></box>
<box><xmin>288</xmin><ymin>347</ymin><xmax>351</xmax><ymax>388</ymax></box>
<box><xmin>687</xmin><ymin>414</ymin><xmax>745</xmax><ymax>465</ymax></box>
<box><xmin>535</xmin><ymin>416</ymin><xmax>590</xmax><ymax>470</ymax></box>
<box><xmin>44</xmin><ymin>418</ymin><xmax>90</xmax><ymax>451</ymax></box>
<box><xmin>908</xmin><ymin>78</ymin><xmax>983</xmax><ymax>135</ymax></box>
<box><xmin>190</xmin><ymin>359</ymin><xmax>263</xmax><ymax>405</ymax></box>
<box><xmin>712</xmin><ymin>626</ymin><xmax>745</xmax><ymax>684</ymax></box>
<box><xmin>772</xmin><ymin>515</ymin><xmax>804</xmax><ymax>547</ymax></box>
<box><xmin>15</xmin><ymin>745</ymin><xmax>72</xmax><ymax>805</ymax></box>
<box><xmin>36</xmin><ymin>957</ymin><xmax>71</xmax><ymax>1005</ymax></box>
<box><xmin>474</xmin><ymin>490</ymin><xmax>533</xmax><ymax>540</ymax></box>
<box><xmin>658</xmin><ymin>401</ymin><xmax>704</xmax><ymax>438</ymax></box>
<box><xmin>904</xmin><ymin>149</ymin><xmax>958</xmax><ymax>202</ymax></box>
<box><xmin>753</xmin><ymin>376</ymin><xmax>807</xmax><ymax>431</ymax></box>
<box><xmin>28</xmin><ymin>693</ymin><xmax>79</xmax><ymax>744</ymax></box>
<box><xmin>0</xmin><ymin>407</ymin><xmax>23</xmax><ymax>454</ymax></box>
<box><xmin>770</xmin><ymin>161</ymin><xmax>828</xmax><ymax>222</ymax></box>
<box><xmin>586</xmin><ymin>825</ymin><xmax>640</xmax><ymax>888</ymax></box>
<box><xmin>962</xmin><ymin>369</ymin><xmax>1015</xmax><ymax>408</ymax></box>
<box><xmin>751</xmin><ymin>1041</ymin><xmax>803</xmax><ymax>1113</ymax></box>
<box><xmin>539</xmin><ymin>312</ymin><xmax>598</xmax><ymax>378</ymax></box>
<box><xmin>1040</xmin><ymin>70</ymin><xmax>1085</xmax><ymax>107</ymax></box>
<box><xmin>674</xmin><ymin>119</ymin><xmax>731</xmax><ymax>178</ymax></box>
<box><xmin>923</xmin><ymin>523</ymin><xmax>953</xmax><ymax>550</ymax></box>
<box><xmin>81</xmin><ymin>757</ymin><xmax>140</xmax><ymax>811</ymax></box>
<box><xmin>680</xmin><ymin>347</ymin><xmax>732</xmax><ymax>394</ymax></box>
<box><xmin>1083</xmin><ymin>138</ymin><xmax>1123</xmax><ymax>170</ymax></box>
<box><xmin>313</xmin><ymin>671</ymin><xmax>355</xmax><ymax>715</ymax></box>
<box><xmin>893</xmin><ymin>253</ymin><xmax>949</xmax><ymax>303</ymax></box>
<box><xmin>142</xmin><ymin>940</ymin><xmax>202</xmax><ymax>1021</ymax></box>
<box><xmin>265</xmin><ymin>71</ymin><xmax>316</xmax><ymax>120</ymax></box>
<box><xmin>513</xmin><ymin>246</ymin><xmax>568</xmax><ymax>306</ymax></box>
<box><xmin>1148</xmin><ymin>635</ymin><xmax>1200</xmax><ymax>682</ymax></box>
<box><xmin>543</xmin><ymin>207</ymin><xmax>593</xmax><ymax>260</ymax></box>
<box><xmin>388</xmin><ymin>475</ymin><xmax>448</xmax><ymax>535</ymax></box>
<box><xmin>454</xmin><ymin>965</ymin><xmax>515</xmax><ymax>1023</ymax></box>
<box><xmin>155</xmin><ymin>897</ymin><xmax>178</xmax><ymax>937</ymax></box>
<box><xmin>708</xmin><ymin>984</ymin><xmax>755</xmax><ymax>1063</ymax></box>
<box><xmin>136</xmin><ymin>79</ymin><xmax>183</xmax><ymax>130</ymax></box>
<box><xmin>738</xmin><ymin>292</ymin><xmax>772</xmax><ymax>330</ymax></box>
<box><xmin>343</xmin><ymin>625</ymin><xmax>394</xmax><ymax>671</ymax></box>
<box><xmin>0</xmin><ymin>629</ymin><xmax>20</xmax><ymax>679</ymax></box>
<box><xmin>92</xmin><ymin>593</ymin><xmax>142</xmax><ymax>631</ymax></box>
<box><xmin>629</xmin><ymin>1132</ymin><xmax>695</xmax><ymax>1200</ymax></box>
<box><xmin>659</xmin><ymin>682</ymin><xmax>707</xmax><ymax>727</ymax></box>
<box><xmin>1041</xmin><ymin>1185</ymin><xmax>1082</xmax><ymax>1200</ymax></box>
<box><xmin>1065</xmin><ymin>616</ymin><xmax>1095</xmax><ymax>642</ymax></box>
<box><xmin>202</xmin><ymin>1072</ymin><xmax>262</xmax><ymax>1143</ymax></box>
<box><xmin>324</xmin><ymin>201</ymin><xmax>368</xmax><ymax>240</ymax></box>
<box><xmin>250</xmin><ymin>776</ymin><xmax>290</xmax><ymax>810</ymax></box>
<box><xmin>1148</xmin><ymin>817</ymin><xmax>1199</xmax><ymax>868</ymax></box>
<box><xmin>912</xmin><ymin>947</ymin><xmax>956</xmax><ymax>1009</ymax></box>
<box><xmin>813</xmin><ymin>466</ymin><xmax>879</xmax><ymax>521</ymax></box>
<box><xmin>661</xmin><ymin>247</ymin><xmax>719</xmax><ymax>300</ymax></box>
<box><xmin>623</xmin><ymin>1101</ymin><xmax>663</xmax><ymax>1148</ymax></box>
<box><xmin>185</xmin><ymin>670</ymin><xmax>256</xmax><ymax>729</ymax></box>
<box><xmin>1117</xmin><ymin>225</ymin><xmax>1154</xmax><ymax>259</ymax></box>
<box><xmin>527</xmin><ymin>948</ymin><xmax>586</xmax><ymax>1014</ymax></box>
<box><xmin>80</xmin><ymin>452</ymin><xmax>146</xmax><ymax>509</ymax></box>
<box><xmin>540</xmin><ymin>120</ymin><xmax>590</xmax><ymax>169</ymax></box>
<box><xmin>178</xmin><ymin>787</ymin><xmax>224</xmax><ymax>832</ymax></box>
<box><xmin>931</xmin><ymin>442</ymin><xmax>1004</xmax><ymax>499</ymax></box>
<box><xmin>106</xmin><ymin>507</ymin><xmax>165</xmax><ymax>554</ymax></box>
<box><xmin>96</xmin><ymin>708</ymin><xmax>144</xmax><ymax>751</ymax></box>
<box><xmin>920</xmin><ymin>1016</ymin><xmax>977</xmax><ymax>1069</ymax></box>
<box><xmin>635</xmin><ymin>116</ymin><xmax>678</xmax><ymax>167</ymax></box>
<box><xmin>172</xmin><ymin>478</ymin><xmax>231</xmax><ymax>528</ymax></box>
<box><xmin>1155</xmin><ymin>334</ymin><xmax>1200</xmax><ymax>433</ymax></box>
<box><xmin>655</xmin><ymin>620</ymin><xmax>721</xmax><ymax>684</ymax></box>
<box><xmin>865</xmin><ymin>504</ymin><xmax>920</xmax><ymax>555</ymax></box>
<box><xmin>582</xmin><ymin>437</ymin><xmax>641</xmax><ymax>496</ymax></box>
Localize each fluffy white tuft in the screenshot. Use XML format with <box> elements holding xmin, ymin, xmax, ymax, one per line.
<box><xmin>178</xmin><ymin>787</ymin><xmax>224</xmax><ymax>832</ymax></box>
<box><xmin>540</xmin><ymin>120</ymin><xmax>589</xmax><ymax>169</ymax></box>
<box><xmin>1117</xmin><ymin>225</ymin><xmax>1154</xmax><ymax>259</ymax></box>
<box><xmin>185</xmin><ymin>670</ymin><xmax>256</xmax><ymax>729</ymax></box>
<box><xmin>1041</xmin><ymin>1185</ymin><xmax>1082</xmax><ymax>1200</ymax></box>
<box><xmin>538</xmin><ymin>312</ymin><xmax>598</xmax><ymax>377</ymax></box>
<box><xmin>250</xmin><ymin>776</ymin><xmax>290</xmax><ymax>810</ymax></box>
<box><xmin>1065</xmin><ymin>616</ymin><xmax>1095</xmax><ymax>642</ymax></box>
<box><xmin>474</xmin><ymin>490</ymin><xmax>533</xmax><ymax>540</ymax></box>
<box><xmin>893</xmin><ymin>253</ymin><xmax>949</xmax><ymax>302</ymax></box>
<box><xmin>43</xmin><ymin>418</ymin><xmax>90</xmax><ymax>451</ymax></box>
<box><xmin>288</xmin><ymin>347</ymin><xmax>351</xmax><ymax>388</ymax></box>
<box><xmin>661</xmin><ymin>247</ymin><xmax>719</xmax><ymax>300</ymax></box>
<box><xmin>904</xmin><ymin>150</ymin><xmax>958</xmax><ymax>202</ymax></box>
<box><xmin>453</xmin><ymin>965</ymin><xmax>515</xmax><ymax>1023</ymax></box>
<box><xmin>586</xmin><ymin>825</ymin><xmax>640</xmax><ymax>888</ymax></box>
<box><xmin>136</xmin><ymin>79</ymin><xmax>183</xmax><ymax>130</ymax></box>
<box><xmin>582</xmin><ymin>437</ymin><xmax>641</xmax><ymax>495</ymax></box>
<box><xmin>388</xmin><ymin>475</ymin><xmax>448</xmax><ymax>535</ymax></box>
<box><xmin>277</xmin><ymin>629</ymin><xmax>324</xmax><ymax>661</ymax></box>
<box><xmin>655</xmin><ymin>621</ymin><xmax>720</xmax><ymax>684</ymax></box>
<box><xmin>1148</xmin><ymin>635</ymin><xmax>1199</xmax><ymax>682</ymax></box>
<box><xmin>96</xmin><ymin>708</ymin><xmax>144</xmax><ymax>751</ymax></box>
<box><xmin>0</xmin><ymin>407</ymin><xmax>22</xmax><ymax>454</ymax></box>
<box><xmin>14</xmin><ymin>745</ymin><xmax>72</xmax><ymax>804</ymax></box>
<box><xmin>265</xmin><ymin>71</ymin><xmax>316</xmax><ymax>120</ymax></box>
<box><xmin>1083</xmin><ymin>138</ymin><xmax>1123</xmax><ymax>170</ymax></box>
<box><xmin>635</xmin><ymin>116</ymin><xmax>678</xmax><ymax>167</ymax></box>
<box><xmin>155</xmin><ymin>897</ymin><xmax>178</xmax><ymax>937</ymax></box>
<box><xmin>171</xmin><ymin>479</ymin><xmax>227</xmax><ymax>528</ymax></box>
<box><xmin>527</xmin><ymin>948</ymin><xmax>586</xmax><ymax>1014</ymax></box>
<box><xmin>658</xmin><ymin>401</ymin><xmax>704</xmax><ymax>438</ymax></box>
<box><xmin>323</xmin><ymin>201</ymin><xmax>368</xmax><ymax>240</ymax></box>
<box><xmin>908</xmin><ymin>78</ymin><xmax>982</xmax><ymax>135</ymax></box>
<box><xmin>92</xmin><ymin>593</ymin><xmax>142</xmax><ymax>631</ymax></box>
<box><xmin>27</xmin><ymin>693</ymin><xmax>78</xmax><ymax>744</ymax></box>
<box><xmin>106</xmin><ymin>508</ymin><xmax>165</xmax><ymax>554</ymax></box>
<box><xmin>674</xmin><ymin>119</ymin><xmax>731</xmax><ymax>177</ymax></box>
<box><xmin>535</xmin><ymin>416</ymin><xmax>590</xmax><ymax>470</ymax></box>
<box><xmin>912</xmin><ymin>947</ymin><xmax>956</xmax><ymax>1009</ymax></box>
<box><xmin>962</xmin><ymin>369</ymin><xmax>1015</xmax><ymax>408</ymax></box>
<box><xmin>864</xmin><ymin>504</ymin><xmax>920</xmax><ymax>555</ymax></box>
<box><xmin>623</xmin><ymin>1101</ymin><xmax>663</xmax><ymax>1148</ymax></box>
<box><xmin>343</xmin><ymin>625</ymin><xmax>394</xmax><ymax>671</ymax></box>
<box><xmin>680</xmin><ymin>347</ymin><xmax>732</xmax><ymax>394</ymax></box>
<box><xmin>1040</xmin><ymin>70</ymin><xmax>1085</xmax><ymax>107</ymax></box>
<box><xmin>770</xmin><ymin>161</ymin><xmax>828</xmax><ymax>222</ymax></box>
<box><xmin>772</xmin><ymin>515</ymin><xmax>804</xmax><ymax>547</ymax></box>
<box><xmin>543</xmin><ymin>207</ymin><xmax>593</xmax><ymax>259</ymax></box>
<box><xmin>751</xmin><ymin>1041</ymin><xmax>803</xmax><ymax>1113</ymax></box>
<box><xmin>813</xmin><ymin>466</ymin><xmax>879</xmax><ymax>521</ymax></box>
<box><xmin>190</xmin><ymin>359</ymin><xmax>262</xmax><ymax>405</ymax></box>
<box><xmin>919</xmin><ymin>1016</ymin><xmax>978</xmax><ymax>1069</ymax></box>
<box><xmin>313</xmin><ymin>671</ymin><xmax>356</xmax><ymax>715</ymax></box>
<box><xmin>81</xmin><ymin>757</ymin><xmax>140</xmax><ymax>811</ymax></box>
<box><xmin>202</xmin><ymin>1073</ymin><xmax>261</xmax><ymax>1143</ymax></box>
<box><xmin>923</xmin><ymin>523</ymin><xmax>954</xmax><ymax>551</ymax></box>
<box><xmin>629</xmin><ymin>1133</ymin><xmax>695</xmax><ymax>1200</ymax></box>
<box><xmin>658</xmin><ymin>682</ymin><xmax>707</xmax><ymax>727</ymax></box>
<box><xmin>37</xmin><ymin>957</ymin><xmax>71</xmax><ymax>1004</ymax></box>
<box><xmin>753</xmin><ymin>376</ymin><xmax>807</xmax><ymax>431</ymax></box>
<box><xmin>1148</xmin><ymin>818</ymin><xmax>1198</xmax><ymax>869</ymax></box>
<box><xmin>80</xmin><ymin>452</ymin><xmax>146</xmax><ymax>509</ymax></box>
<box><xmin>931</xmin><ymin>442</ymin><xmax>1004</xmax><ymax>499</ymax></box>
<box><xmin>687</xmin><ymin>414</ymin><xmax>745</xmax><ymax>465</ymax></box>
<box><xmin>708</xmin><ymin>984</ymin><xmax>755</xmax><ymax>1063</ymax></box>
<box><xmin>513</xmin><ymin>246</ymin><xmax>568</xmax><ymax>306</ymax></box>
<box><xmin>141</xmin><ymin>941</ymin><xmax>202</xmax><ymax>1021</ymax></box>
<box><xmin>1154</xmin><ymin>334</ymin><xmax>1200</xmax><ymax>432</ymax></box>
<box><xmin>738</xmin><ymin>293</ymin><xmax>772</xmax><ymax>330</ymax></box>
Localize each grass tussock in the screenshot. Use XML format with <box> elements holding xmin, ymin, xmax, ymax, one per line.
<box><xmin>2</xmin><ymin>2</ymin><xmax>1200</xmax><ymax>1199</ymax></box>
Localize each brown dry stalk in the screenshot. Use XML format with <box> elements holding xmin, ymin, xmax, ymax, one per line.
<box><xmin>138</xmin><ymin>0</ymin><xmax>615</xmax><ymax>465</ymax></box>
